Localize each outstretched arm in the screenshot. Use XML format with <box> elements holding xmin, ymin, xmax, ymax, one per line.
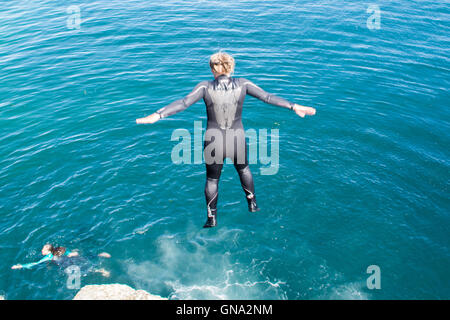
<box><xmin>136</xmin><ymin>81</ymin><xmax>207</xmax><ymax>124</ymax></box>
<box><xmin>65</xmin><ymin>249</ymin><xmax>79</xmax><ymax>257</ymax></box>
<box><xmin>12</xmin><ymin>254</ymin><xmax>53</xmax><ymax>270</ymax></box>
<box><xmin>243</xmin><ymin>79</ymin><xmax>315</xmax><ymax>118</ymax></box>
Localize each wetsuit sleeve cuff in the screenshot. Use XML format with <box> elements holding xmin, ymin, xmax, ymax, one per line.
<box><xmin>155</xmin><ymin>109</ymin><xmax>164</xmax><ymax>119</ymax></box>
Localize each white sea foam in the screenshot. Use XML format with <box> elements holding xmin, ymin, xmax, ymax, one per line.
<box><xmin>327</xmin><ymin>282</ymin><xmax>369</xmax><ymax>300</ymax></box>
<box><xmin>126</xmin><ymin>231</ymin><xmax>286</xmax><ymax>300</ymax></box>
<box><xmin>314</xmin><ymin>281</ymin><xmax>370</xmax><ymax>300</ymax></box>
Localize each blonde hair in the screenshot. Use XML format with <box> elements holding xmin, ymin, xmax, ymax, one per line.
<box><xmin>209</xmin><ymin>52</ymin><xmax>235</xmax><ymax>75</ymax></box>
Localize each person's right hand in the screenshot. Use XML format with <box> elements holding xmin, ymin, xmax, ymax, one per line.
<box><xmin>11</xmin><ymin>264</ymin><xmax>22</xmax><ymax>269</ymax></box>
<box><xmin>136</xmin><ymin>113</ymin><xmax>161</xmax><ymax>124</ymax></box>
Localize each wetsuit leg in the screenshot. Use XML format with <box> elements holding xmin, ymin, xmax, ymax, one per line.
<box><xmin>204</xmin><ymin>162</ymin><xmax>223</xmax><ymax>227</ymax></box>
<box><xmin>205</xmin><ymin>162</ymin><xmax>222</xmax><ymax>212</ymax></box>
<box><xmin>233</xmin><ymin>142</ymin><xmax>260</xmax><ymax>212</ymax></box>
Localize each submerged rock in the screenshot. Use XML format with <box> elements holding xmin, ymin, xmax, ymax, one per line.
<box><xmin>73</xmin><ymin>284</ymin><xmax>167</xmax><ymax>300</ymax></box>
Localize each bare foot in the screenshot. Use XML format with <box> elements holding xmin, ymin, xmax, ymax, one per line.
<box><xmin>94</xmin><ymin>268</ymin><xmax>110</xmax><ymax>278</ymax></box>
<box><xmin>98</xmin><ymin>252</ymin><xmax>111</xmax><ymax>258</ymax></box>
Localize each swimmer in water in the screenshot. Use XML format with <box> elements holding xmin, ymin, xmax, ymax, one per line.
<box><xmin>11</xmin><ymin>244</ymin><xmax>111</xmax><ymax>270</ymax></box>
<box><xmin>11</xmin><ymin>244</ymin><xmax>78</xmax><ymax>269</ymax></box>
<box><xmin>136</xmin><ymin>52</ymin><xmax>316</xmax><ymax>228</ymax></box>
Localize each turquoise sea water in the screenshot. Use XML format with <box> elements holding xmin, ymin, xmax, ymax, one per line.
<box><xmin>0</xmin><ymin>0</ymin><xmax>449</xmax><ymax>299</ymax></box>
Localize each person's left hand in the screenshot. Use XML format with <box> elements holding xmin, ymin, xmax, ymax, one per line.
<box><xmin>11</xmin><ymin>264</ymin><xmax>22</xmax><ymax>269</ymax></box>
<box><xmin>293</xmin><ymin>104</ymin><xmax>316</xmax><ymax>118</ymax></box>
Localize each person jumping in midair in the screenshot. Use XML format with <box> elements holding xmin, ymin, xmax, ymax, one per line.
<box><xmin>136</xmin><ymin>52</ymin><xmax>316</xmax><ymax>228</ymax></box>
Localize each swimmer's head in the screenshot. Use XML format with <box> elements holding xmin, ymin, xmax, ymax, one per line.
<box><xmin>41</xmin><ymin>244</ymin><xmax>66</xmax><ymax>256</ymax></box>
<box><xmin>41</xmin><ymin>244</ymin><xmax>53</xmax><ymax>255</ymax></box>
<box><xmin>209</xmin><ymin>52</ymin><xmax>235</xmax><ymax>78</ymax></box>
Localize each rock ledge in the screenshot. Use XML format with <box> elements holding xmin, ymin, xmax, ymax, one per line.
<box><xmin>73</xmin><ymin>284</ymin><xmax>167</xmax><ymax>300</ymax></box>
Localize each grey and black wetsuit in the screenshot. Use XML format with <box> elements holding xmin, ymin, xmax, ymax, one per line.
<box><xmin>156</xmin><ymin>75</ymin><xmax>294</xmax><ymax>224</ymax></box>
